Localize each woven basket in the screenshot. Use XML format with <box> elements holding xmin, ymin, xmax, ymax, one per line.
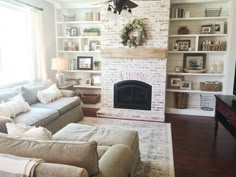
<box><xmin>200</xmin><ymin>82</ymin><xmax>222</xmax><ymax>91</ymax></box>
<box><xmin>80</xmin><ymin>93</ymin><xmax>100</xmax><ymax>104</ymax></box>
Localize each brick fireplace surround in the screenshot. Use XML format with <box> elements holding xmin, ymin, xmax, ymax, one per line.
<box><xmin>97</xmin><ymin>0</ymin><xmax>170</xmax><ymax>122</ymax></box>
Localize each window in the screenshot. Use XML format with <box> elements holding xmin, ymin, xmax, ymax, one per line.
<box><xmin>0</xmin><ymin>2</ymin><xmax>33</xmax><ymax>88</ymax></box>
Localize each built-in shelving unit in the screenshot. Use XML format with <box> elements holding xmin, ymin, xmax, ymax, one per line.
<box><xmin>166</xmin><ymin>0</ymin><xmax>231</xmax><ymax>116</ymax></box>
<box><xmin>55</xmin><ymin>5</ymin><xmax>102</xmax><ymax>109</ymax></box>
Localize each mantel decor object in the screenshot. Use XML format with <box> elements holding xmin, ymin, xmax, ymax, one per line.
<box><xmin>121</xmin><ymin>19</ymin><xmax>146</xmax><ymax>48</ymax></box>
<box><xmin>178</xmin><ymin>26</ymin><xmax>189</xmax><ymax>34</ymax></box>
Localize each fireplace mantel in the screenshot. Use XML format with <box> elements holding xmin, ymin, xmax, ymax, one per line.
<box><xmin>101</xmin><ymin>48</ymin><xmax>167</xmax><ymax>59</ymax></box>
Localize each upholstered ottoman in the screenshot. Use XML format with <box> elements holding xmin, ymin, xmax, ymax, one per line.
<box><xmin>53</xmin><ymin>123</ymin><xmax>140</xmax><ymax>177</ymax></box>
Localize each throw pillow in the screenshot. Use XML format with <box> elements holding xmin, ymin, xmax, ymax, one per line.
<box><xmin>0</xmin><ymin>93</ymin><xmax>30</xmax><ymax>118</ymax></box>
<box><xmin>6</xmin><ymin>123</ymin><xmax>52</xmax><ymax>140</ymax></box>
<box><xmin>37</xmin><ymin>84</ymin><xmax>62</xmax><ymax>104</ymax></box>
<box><xmin>21</xmin><ymin>80</ymin><xmax>53</xmax><ymax>105</ymax></box>
<box><xmin>0</xmin><ymin>133</ymin><xmax>99</xmax><ymax>176</ymax></box>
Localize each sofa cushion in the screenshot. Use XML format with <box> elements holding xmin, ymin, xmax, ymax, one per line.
<box><xmin>13</xmin><ymin>107</ymin><xmax>59</xmax><ymax>127</ymax></box>
<box><xmin>21</xmin><ymin>81</ymin><xmax>53</xmax><ymax>105</ymax></box>
<box><xmin>0</xmin><ymin>133</ymin><xmax>99</xmax><ymax>176</ymax></box>
<box><xmin>31</xmin><ymin>97</ymin><xmax>81</xmax><ymax>115</ymax></box>
<box><xmin>0</xmin><ymin>87</ymin><xmax>19</xmax><ymax>102</ymax></box>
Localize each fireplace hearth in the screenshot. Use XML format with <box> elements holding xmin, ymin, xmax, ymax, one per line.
<box><xmin>114</xmin><ymin>80</ymin><xmax>152</xmax><ymax>110</ymax></box>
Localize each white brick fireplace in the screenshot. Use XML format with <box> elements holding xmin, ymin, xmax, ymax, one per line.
<box><xmin>97</xmin><ymin>0</ymin><xmax>170</xmax><ymax>122</ymax></box>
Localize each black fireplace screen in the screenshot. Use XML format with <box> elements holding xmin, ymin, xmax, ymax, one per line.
<box><xmin>114</xmin><ymin>80</ymin><xmax>152</xmax><ymax>110</ymax></box>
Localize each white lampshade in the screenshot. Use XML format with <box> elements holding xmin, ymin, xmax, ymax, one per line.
<box><xmin>51</xmin><ymin>58</ymin><xmax>68</xmax><ymax>71</ymax></box>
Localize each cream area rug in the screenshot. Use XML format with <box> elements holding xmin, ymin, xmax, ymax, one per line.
<box><xmin>80</xmin><ymin>117</ymin><xmax>175</xmax><ymax>177</ymax></box>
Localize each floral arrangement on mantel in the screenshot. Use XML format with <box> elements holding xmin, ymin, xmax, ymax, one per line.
<box><xmin>120</xmin><ymin>19</ymin><xmax>146</xmax><ymax>48</ymax></box>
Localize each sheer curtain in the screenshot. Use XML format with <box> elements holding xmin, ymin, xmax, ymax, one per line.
<box><xmin>30</xmin><ymin>9</ymin><xmax>48</xmax><ymax>82</ymax></box>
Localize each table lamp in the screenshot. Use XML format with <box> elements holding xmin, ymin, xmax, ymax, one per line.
<box><xmin>51</xmin><ymin>58</ymin><xmax>68</xmax><ymax>86</ymax></box>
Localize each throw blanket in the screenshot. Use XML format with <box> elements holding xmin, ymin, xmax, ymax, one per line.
<box><xmin>0</xmin><ymin>153</ymin><xmax>44</xmax><ymax>177</ymax></box>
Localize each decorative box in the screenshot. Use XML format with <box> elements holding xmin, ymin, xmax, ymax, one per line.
<box><xmin>80</xmin><ymin>93</ymin><xmax>100</xmax><ymax>104</ymax></box>
<box><xmin>200</xmin><ymin>81</ymin><xmax>222</xmax><ymax>91</ymax></box>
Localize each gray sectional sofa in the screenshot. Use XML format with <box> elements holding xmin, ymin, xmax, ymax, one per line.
<box><xmin>0</xmin><ymin>81</ymin><xmax>84</xmax><ymax>134</ymax></box>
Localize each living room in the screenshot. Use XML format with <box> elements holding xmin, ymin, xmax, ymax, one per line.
<box><xmin>0</xmin><ymin>0</ymin><xmax>235</xmax><ymax>177</ymax></box>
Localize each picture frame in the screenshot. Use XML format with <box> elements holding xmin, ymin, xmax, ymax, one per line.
<box><xmin>77</xmin><ymin>56</ymin><xmax>93</xmax><ymax>70</ymax></box>
<box><xmin>168</xmin><ymin>76</ymin><xmax>184</xmax><ymax>89</ymax></box>
<box><xmin>89</xmin><ymin>40</ymin><xmax>100</xmax><ymax>51</ymax></box>
<box><xmin>92</xmin><ymin>75</ymin><xmax>101</xmax><ymax>86</ymax></box>
<box><xmin>95</xmin><ymin>45</ymin><xmax>101</xmax><ymax>51</ymax></box>
<box><xmin>180</xmin><ymin>81</ymin><xmax>192</xmax><ymax>90</ymax></box>
<box><xmin>81</xmin><ymin>78</ymin><xmax>91</xmax><ymax>86</ymax></box>
<box><xmin>183</xmin><ymin>53</ymin><xmax>206</xmax><ymax>70</ymax></box>
<box><xmin>201</xmin><ymin>24</ymin><xmax>213</xmax><ymax>34</ymax></box>
<box><xmin>64</xmin><ymin>26</ymin><xmax>71</xmax><ymax>36</ymax></box>
<box><xmin>214</xmin><ymin>23</ymin><xmax>224</xmax><ymax>34</ymax></box>
<box><xmin>172</xmin><ymin>43</ymin><xmax>178</xmax><ymax>51</ymax></box>
<box><xmin>176</xmin><ymin>40</ymin><xmax>191</xmax><ymax>51</ymax></box>
<box><xmin>70</xmin><ymin>27</ymin><xmax>78</xmax><ymax>36</ymax></box>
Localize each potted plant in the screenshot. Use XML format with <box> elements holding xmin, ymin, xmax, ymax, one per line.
<box><xmin>93</xmin><ymin>61</ymin><xmax>101</xmax><ymax>70</ymax></box>
<box><xmin>83</xmin><ymin>28</ymin><xmax>100</xmax><ymax>36</ymax></box>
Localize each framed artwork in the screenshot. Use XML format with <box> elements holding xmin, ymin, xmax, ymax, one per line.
<box><xmin>168</xmin><ymin>76</ymin><xmax>184</xmax><ymax>89</ymax></box>
<box><xmin>176</xmin><ymin>40</ymin><xmax>191</xmax><ymax>51</ymax></box>
<box><xmin>77</xmin><ymin>56</ymin><xmax>93</xmax><ymax>70</ymax></box>
<box><xmin>89</xmin><ymin>40</ymin><xmax>100</xmax><ymax>51</ymax></box>
<box><xmin>70</xmin><ymin>27</ymin><xmax>78</xmax><ymax>36</ymax></box>
<box><xmin>201</xmin><ymin>24</ymin><xmax>213</xmax><ymax>34</ymax></box>
<box><xmin>183</xmin><ymin>53</ymin><xmax>206</xmax><ymax>70</ymax></box>
<box><xmin>64</xmin><ymin>26</ymin><xmax>71</xmax><ymax>36</ymax></box>
<box><xmin>180</xmin><ymin>81</ymin><xmax>192</xmax><ymax>90</ymax></box>
<box><xmin>214</xmin><ymin>23</ymin><xmax>224</xmax><ymax>34</ymax></box>
<box><xmin>172</xmin><ymin>43</ymin><xmax>178</xmax><ymax>51</ymax></box>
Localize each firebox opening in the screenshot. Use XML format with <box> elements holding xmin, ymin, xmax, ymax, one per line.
<box><xmin>114</xmin><ymin>80</ymin><xmax>152</xmax><ymax>110</ymax></box>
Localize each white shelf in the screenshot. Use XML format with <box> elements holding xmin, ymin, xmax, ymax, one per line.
<box><xmin>168</xmin><ymin>51</ymin><xmax>227</xmax><ymax>54</ymax></box>
<box><xmin>166</xmin><ymin>107</ymin><xmax>215</xmax><ymax>117</ymax></box>
<box><xmin>73</xmin><ymin>85</ymin><xmax>101</xmax><ymax>89</ymax></box>
<box><xmin>81</xmin><ymin>102</ymin><xmax>102</xmax><ymax>109</ymax></box>
<box><xmin>63</xmin><ymin>70</ymin><xmax>101</xmax><ymax>74</ymax></box>
<box><xmin>58</xmin><ymin>50</ymin><xmax>100</xmax><ymax>54</ymax></box>
<box><xmin>170</xmin><ymin>16</ymin><xmax>228</xmax><ymax>21</ymax></box>
<box><xmin>57</xmin><ymin>36</ymin><xmax>101</xmax><ymax>39</ymax></box>
<box><xmin>169</xmin><ymin>34</ymin><xmax>228</xmax><ymax>37</ymax></box>
<box><xmin>166</xmin><ymin>89</ymin><xmax>223</xmax><ymax>94</ymax></box>
<box><xmin>167</xmin><ymin>72</ymin><xmax>224</xmax><ymax>76</ymax></box>
<box><xmin>56</xmin><ymin>21</ymin><xmax>101</xmax><ymax>24</ymax></box>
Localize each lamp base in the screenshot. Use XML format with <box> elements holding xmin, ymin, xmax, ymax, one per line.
<box><xmin>56</xmin><ymin>72</ymin><xmax>65</xmax><ymax>86</ymax></box>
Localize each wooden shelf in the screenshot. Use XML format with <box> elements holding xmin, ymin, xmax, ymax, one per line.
<box><xmin>166</xmin><ymin>107</ymin><xmax>215</xmax><ymax>117</ymax></box>
<box><xmin>58</xmin><ymin>50</ymin><xmax>100</xmax><ymax>54</ymax></box>
<box><xmin>57</xmin><ymin>36</ymin><xmax>101</xmax><ymax>39</ymax></box>
<box><xmin>166</xmin><ymin>89</ymin><xmax>223</xmax><ymax>94</ymax></box>
<box><xmin>169</xmin><ymin>34</ymin><xmax>228</xmax><ymax>37</ymax></box>
<box><xmin>170</xmin><ymin>16</ymin><xmax>228</xmax><ymax>21</ymax></box>
<box><xmin>167</xmin><ymin>72</ymin><xmax>224</xmax><ymax>76</ymax></box>
<box><xmin>168</xmin><ymin>51</ymin><xmax>227</xmax><ymax>54</ymax></box>
<box><xmin>73</xmin><ymin>85</ymin><xmax>101</xmax><ymax>89</ymax></box>
<box><xmin>56</xmin><ymin>21</ymin><xmax>101</xmax><ymax>24</ymax></box>
<box><xmin>63</xmin><ymin>70</ymin><xmax>101</xmax><ymax>74</ymax></box>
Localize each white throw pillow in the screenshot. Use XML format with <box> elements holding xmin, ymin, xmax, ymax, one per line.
<box><xmin>0</xmin><ymin>94</ymin><xmax>30</xmax><ymax>117</ymax></box>
<box><xmin>37</xmin><ymin>84</ymin><xmax>62</xmax><ymax>104</ymax></box>
<box><xmin>6</xmin><ymin>123</ymin><xmax>52</xmax><ymax>140</ymax></box>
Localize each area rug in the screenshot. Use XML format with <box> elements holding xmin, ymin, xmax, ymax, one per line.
<box><xmin>80</xmin><ymin>117</ymin><xmax>175</xmax><ymax>177</ymax></box>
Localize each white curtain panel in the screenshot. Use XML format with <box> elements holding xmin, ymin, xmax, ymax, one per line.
<box><xmin>30</xmin><ymin>9</ymin><xmax>48</xmax><ymax>81</ymax></box>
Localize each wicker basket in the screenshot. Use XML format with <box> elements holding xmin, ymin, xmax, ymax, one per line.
<box><xmin>200</xmin><ymin>82</ymin><xmax>222</xmax><ymax>91</ymax></box>
<box><xmin>80</xmin><ymin>93</ymin><xmax>100</xmax><ymax>104</ymax></box>
<box><xmin>174</xmin><ymin>93</ymin><xmax>189</xmax><ymax>109</ymax></box>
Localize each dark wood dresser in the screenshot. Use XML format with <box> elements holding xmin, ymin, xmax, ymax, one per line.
<box><xmin>215</xmin><ymin>95</ymin><xmax>236</xmax><ymax>138</ymax></box>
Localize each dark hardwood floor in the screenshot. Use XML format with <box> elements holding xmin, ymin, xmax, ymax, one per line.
<box><xmin>83</xmin><ymin>109</ymin><xmax>236</xmax><ymax>177</ymax></box>
<box><xmin>166</xmin><ymin>114</ymin><xmax>236</xmax><ymax>177</ymax></box>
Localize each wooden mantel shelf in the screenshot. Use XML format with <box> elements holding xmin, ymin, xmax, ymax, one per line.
<box><xmin>101</xmin><ymin>48</ymin><xmax>167</xmax><ymax>59</ymax></box>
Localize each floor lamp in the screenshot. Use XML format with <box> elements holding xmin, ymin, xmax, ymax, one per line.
<box><xmin>51</xmin><ymin>58</ymin><xmax>68</xmax><ymax>86</ymax></box>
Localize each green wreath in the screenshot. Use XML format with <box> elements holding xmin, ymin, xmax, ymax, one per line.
<box><xmin>121</xmin><ymin>19</ymin><xmax>146</xmax><ymax>48</ymax></box>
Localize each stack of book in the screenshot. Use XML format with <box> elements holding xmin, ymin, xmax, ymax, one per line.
<box><xmin>85</xmin><ymin>12</ymin><xmax>100</xmax><ymax>21</ymax></box>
